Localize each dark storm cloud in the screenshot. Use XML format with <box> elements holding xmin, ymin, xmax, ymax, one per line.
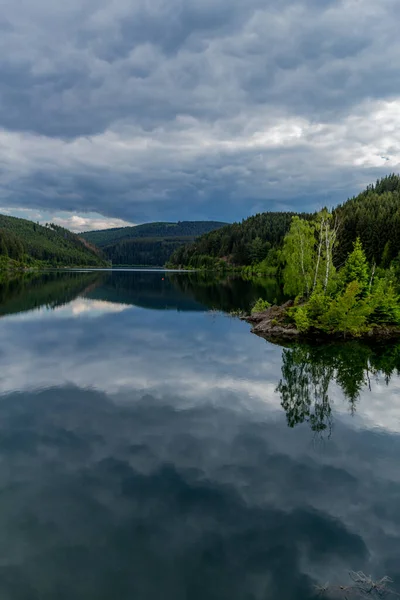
<box><xmin>0</xmin><ymin>0</ymin><xmax>399</xmax><ymax>221</ymax></box>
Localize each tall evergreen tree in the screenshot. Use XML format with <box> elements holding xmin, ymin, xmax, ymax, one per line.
<box><xmin>342</xmin><ymin>237</ymin><xmax>369</xmax><ymax>292</ymax></box>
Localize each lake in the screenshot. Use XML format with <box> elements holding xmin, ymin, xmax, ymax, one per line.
<box><xmin>0</xmin><ymin>269</ymin><xmax>399</xmax><ymax>599</ymax></box>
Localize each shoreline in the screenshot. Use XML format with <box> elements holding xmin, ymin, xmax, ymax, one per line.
<box><xmin>242</xmin><ymin>301</ymin><xmax>400</xmax><ymax>342</ymax></box>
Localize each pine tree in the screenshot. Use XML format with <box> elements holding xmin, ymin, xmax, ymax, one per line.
<box><xmin>342</xmin><ymin>237</ymin><xmax>369</xmax><ymax>292</ymax></box>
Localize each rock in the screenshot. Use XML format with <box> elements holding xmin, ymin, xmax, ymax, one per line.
<box><xmin>243</xmin><ymin>301</ymin><xmax>300</xmax><ymax>340</ymax></box>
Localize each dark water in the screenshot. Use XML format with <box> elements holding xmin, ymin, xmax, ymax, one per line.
<box><xmin>0</xmin><ymin>270</ymin><xmax>400</xmax><ymax>600</ymax></box>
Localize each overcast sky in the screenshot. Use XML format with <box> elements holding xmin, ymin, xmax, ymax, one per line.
<box><xmin>0</xmin><ymin>0</ymin><xmax>399</xmax><ymax>231</ymax></box>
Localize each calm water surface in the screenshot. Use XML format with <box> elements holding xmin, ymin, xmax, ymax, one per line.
<box><xmin>0</xmin><ymin>270</ymin><xmax>399</xmax><ymax>599</ymax></box>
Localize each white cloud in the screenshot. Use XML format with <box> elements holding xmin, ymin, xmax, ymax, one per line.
<box><xmin>0</xmin><ymin>205</ymin><xmax>134</xmax><ymax>232</ymax></box>
<box><xmin>51</xmin><ymin>214</ymin><xmax>134</xmax><ymax>232</ymax></box>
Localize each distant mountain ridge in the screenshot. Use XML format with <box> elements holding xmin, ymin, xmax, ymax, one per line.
<box><xmin>81</xmin><ymin>221</ymin><xmax>228</xmax><ymax>246</ymax></box>
<box><xmin>0</xmin><ymin>213</ymin><xmax>109</xmax><ymax>269</ymax></box>
<box><xmin>81</xmin><ymin>221</ymin><xmax>228</xmax><ymax>266</ymax></box>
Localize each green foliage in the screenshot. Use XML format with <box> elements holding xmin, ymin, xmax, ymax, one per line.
<box><xmin>281</xmin><ymin>210</ymin><xmax>338</xmax><ymax>299</ymax></box>
<box><xmin>251</xmin><ymin>298</ymin><xmax>271</xmax><ymax>314</ymax></box>
<box><xmin>241</xmin><ymin>248</ymin><xmax>279</xmax><ymax>278</ymax></box>
<box><xmin>292</xmin><ymin>306</ymin><xmax>310</xmax><ymax>332</ymax></box>
<box><xmin>319</xmin><ymin>282</ymin><xmax>373</xmax><ymax>336</ymax></box>
<box><xmin>341</xmin><ymin>237</ymin><xmax>369</xmax><ymax>292</ymax></box>
<box><xmin>288</xmin><ymin>281</ymin><xmax>374</xmax><ymax>337</ymax></box>
<box><xmin>381</xmin><ymin>240</ymin><xmax>392</xmax><ymax>268</ymax></box>
<box><xmin>0</xmin><ymin>228</ymin><xmax>25</xmax><ymax>261</ymax></box>
<box><xmin>282</xmin><ymin>216</ymin><xmax>315</xmax><ymax>297</ymax></box>
<box><xmin>288</xmin><ymin>289</ymin><xmax>330</xmax><ymax>334</ymax></box>
<box><xmin>304</xmin><ymin>287</ymin><xmax>331</xmax><ymax>321</ymax></box>
<box><xmin>0</xmin><ymin>214</ymin><xmax>109</xmax><ymax>268</ymax></box>
<box><xmin>104</xmin><ymin>237</ymin><xmax>195</xmax><ymax>267</ymax></box>
<box><xmin>369</xmin><ymin>277</ymin><xmax>400</xmax><ymax>325</ymax></box>
<box><xmin>249</xmin><ymin>236</ymin><xmax>266</xmax><ymax>264</ymax></box>
<box><xmin>281</xmin><ymin>231</ymin><xmax>400</xmax><ymax>338</ymax></box>
<box><xmin>334</xmin><ymin>174</ymin><xmax>400</xmax><ymax>266</ymax></box>
<box><xmin>169</xmin><ymin>212</ymin><xmax>303</xmax><ymax>268</ymax></box>
<box><xmin>287</xmin><ymin>273</ymin><xmax>400</xmax><ymax>338</ymax></box>
<box><xmin>0</xmin><ymin>255</ymin><xmax>25</xmax><ymax>273</ymax></box>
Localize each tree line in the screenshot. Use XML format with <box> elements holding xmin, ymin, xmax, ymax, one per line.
<box><xmin>169</xmin><ymin>212</ymin><xmax>301</xmax><ymax>269</ymax></box>
<box><xmin>102</xmin><ymin>237</ymin><xmax>197</xmax><ymax>267</ymax></box>
<box><xmin>169</xmin><ymin>175</ymin><xmax>400</xmax><ymax>273</ymax></box>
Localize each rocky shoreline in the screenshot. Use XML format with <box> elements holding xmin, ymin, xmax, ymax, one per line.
<box><xmin>242</xmin><ymin>301</ymin><xmax>400</xmax><ymax>342</ymax></box>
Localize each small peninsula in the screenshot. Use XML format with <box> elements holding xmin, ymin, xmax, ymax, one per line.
<box><xmin>243</xmin><ymin>216</ymin><xmax>400</xmax><ymax>341</ymax></box>
<box><xmin>244</xmin><ymin>301</ymin><xmax>400</xmax><ymax>342</ymax></box>
<box><xmin>168</xmin><ymin>175</ymin><xmax>400</xmax><ymax>341</ymax></box>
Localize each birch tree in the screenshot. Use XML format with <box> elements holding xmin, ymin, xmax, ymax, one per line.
<box><xmin>282</xmin><ymin>216</ymin><xmax>315</xmax><ymax>298</ymax></box>
<box><xmin>309</xmin><ymin>209</ymin><xmax>339</xmax><ymax>293</ymax></box>
<box><xmin>283</xmin><ymin>211</ymin><xmax>339</xmax><ymax>299</ymax></box>
<box><xmin>322</xmin><ymin>211</ymin><xmax>339</xmax><ymax>292</ymax></box>
<box><xmin>312</xmin><ymin>212</ymin><xmax>325</xmax><ymax>292</ymax></box>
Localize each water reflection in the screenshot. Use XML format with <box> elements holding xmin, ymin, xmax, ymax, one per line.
<box><xmin>1</xmin><ymin>270</ymin><xmax>400</xmax><ymax>436</ymax></box>
<box><xmin>0</xmin><ymin>271</ymin><xmax>400</xmax><ymax>599</ymax></box>
<box><xmin>277</xmin><ymin>342</ymin><xmax>400</xmax><ymax>435</ymax></box>
<box><xmin>168</xmin><ymin>271</ymin><xmax>285</xmax><ymax>313</ymax></box>
<box><xmin>0</xmin><ymin>269</ymin><xmax>285</xmax><ymax>317</ymax></box>
<box><xmin>0</xmin><ymin>270</ymin><xmax>102</xmax><ymax>317</ymax></box>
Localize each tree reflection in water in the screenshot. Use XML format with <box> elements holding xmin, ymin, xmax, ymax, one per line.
<box><xmin>276</xmin><ymin>341</ymin><xmax>400</xmax><ymax>436</ymax></box>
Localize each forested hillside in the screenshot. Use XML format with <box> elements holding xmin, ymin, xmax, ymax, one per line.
<box><xmin>169</xmin><ymin>175</ymin><xmax>400</xmax><ymax>270</ymax></box>
<box><xmin>169</xmin><ymin>212</ymin><xmax>303</xmax><ymax>268</ymax></box>
<box><xmin>82</xmin><ymin>221</ymin><xmax>227</xmax><ymax>266</ymax></box>
<box><xmin>0</xmin><ymin>214</ymin><xmax>109</xmax><ymax>269</ymax></box>
<box><xmin>334</xmin><ymin>174</ymin><xmax>400</xmax><ymax>266</ymax></box>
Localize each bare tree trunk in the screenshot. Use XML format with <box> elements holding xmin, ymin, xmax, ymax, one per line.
<box><xmin>313</xmin><ymin>218</ymin><xmax>324</xmax><ymax>292</ymax></box>
<box><xmin>369</xmin><ymin>262</ymin><xmax>376</xmax><ymax>293</ymax></box>
<box><xmin>324</xmin><ymin>222</ymin><xmax>330</xmax><ymax>292</ymax></box>
<box><xmin>323</xmin><ymin>215</ymin><xmax>339</xmax><ymax>293</ymax></box>
<box><xmin>300</xmin><ymin>236</ymin><xmax>309</xmax><ymax>297</ymax></box>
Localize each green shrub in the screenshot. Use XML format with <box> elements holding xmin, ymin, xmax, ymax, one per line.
<box><xmin>292</xmin><ymin>306</ymin><xmax>311</xmax><ymax>332</ymax></box>
<box><xmin>306</xmin><ymin>287</ymin><xmax>330</xmax><ymax>322</ymax></box>
<box><xmin>369</xmin><ymin>277</ymin><xmax>400</xmax><ymax>325</ymax></box>
<box><xmin>251</xmin><ymin>298</ymin><xmax>271</xmax><ymax>314</ymax></box>
<box><xmin>319</xmin><ymin>281</ymin><xmax>373</xmax><ymax>336</ymax></box>
<box><xmin>293</xmin><ymin>294</ymin><xmax>303</xmax><ymax>306</ymax></box>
